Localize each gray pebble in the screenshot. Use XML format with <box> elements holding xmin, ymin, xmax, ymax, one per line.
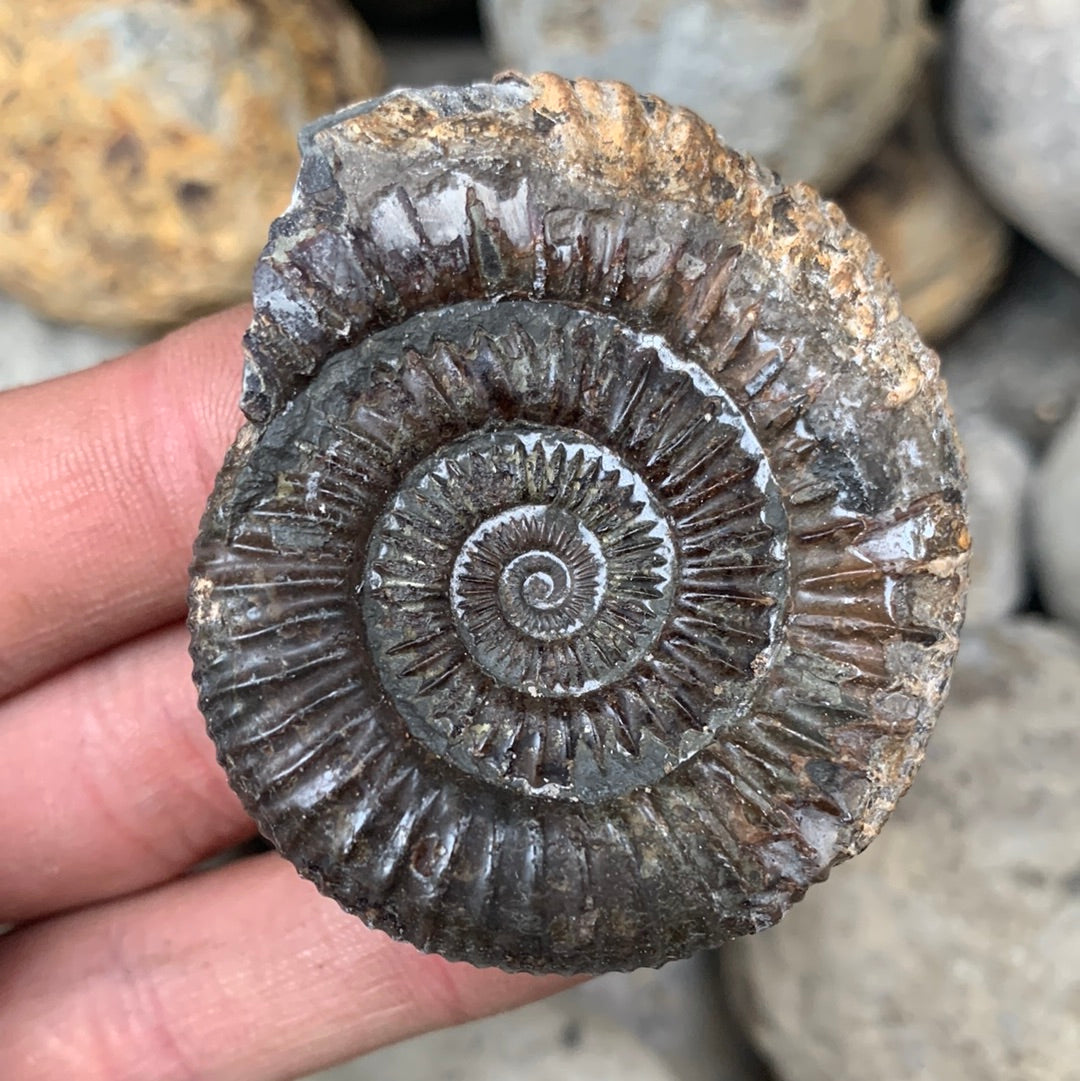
<box><xmin>956</xmin><ymin>414</ymin><xmax>1032</xmax><ymax>628</ymax></box>
<box><xmin>0</xmin><ymin>293</ymin><xmax>137</xmax><ymax>392</ymax></box>
<box><xmin>303</xmin><ymin>997</ymin><xmax>683</xmax><ymax>1081</ymax></box>
<box><xmin>728</xmin><ymin>618</ymin><xmax>1080</xmax><ymax>1081</ymax></box>
<box><xmin>1034</xmin><ymin>406</ymin><xmax>1080</xmax><ymax>630</ymax></box>
<box><xmin>479</xmin><ymin>0</ymin><xmax>930</xmax><ymax>191</ymax></box>
<box><xmin>301</xmin><ymin>956</ymin><xmax>767</xmax><ymax>1081</ymax></box>
<box><xmin>940</xmin><ymin>248</ymin><xmax>1080</xmax><ymax>453</ymax></box>
<box><xmin>948</xmin><ymin>0</ymin><xmax>1080</xmax><ymax>275</ymax></box>
<box><xmin>561</xmin><ymin>956</ymin><xmax>767</xmax><ymax>1081</ymax></box>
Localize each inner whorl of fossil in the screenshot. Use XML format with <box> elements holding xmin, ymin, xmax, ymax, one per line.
<box><xmin>373</xmin><ymin>428</ymin><xmax>677</xmax><ymax>699</ymax></box>
<box><xmin>348</xmin><ymin>299</ymin><xmax>789</xmax><ymax>801</ymax></box>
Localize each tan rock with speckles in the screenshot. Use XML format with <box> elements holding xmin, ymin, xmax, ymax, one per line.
<box><xmin>0</xmin><ymin>0</ymin><xmax>383</xmax><ymax>331</ymax></box>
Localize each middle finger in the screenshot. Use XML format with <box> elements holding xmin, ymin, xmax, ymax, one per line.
<box><xmin>0</xmin><ymin>622</ymin><xmax>254</xmax><ymax>923</ymax></box>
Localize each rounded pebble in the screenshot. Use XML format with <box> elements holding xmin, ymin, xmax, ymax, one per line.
<box><xmin>730</xmin><ymin>618</ymin><xmax>1080</xmax><ymax>1081</ymax></box>
<box><xmin>839</xmin><ymin>86</ymin><xmax>1010</xmax><ymax>343</ymax></box>
<box><xmin>948</xmin><ymin>0</ymin><xmax>1080</xmax><ymax>275</ymax></box>
<box><xmin>956</xmin><ymin>414</ymin><xmax>1032</xmax><ymax>628</ymax></box>
<box><xmin>479</xmin><ymin>0</ymin><xmax>930</xmax><ymax>191</ymax></box>
<box><xmin>941</xmin><ymin>248</ymin><xmax>1080</xmax><ymax>453</ymax></box>
<box><xmin>1034</xmin><ymin>407</ymin><xmax>1080</xmax><ymax>630</ymax></box>
<box><xmin>0</xmin><ymin>0</ymin><xmax>383</xmax><ymax>331</ymax></box>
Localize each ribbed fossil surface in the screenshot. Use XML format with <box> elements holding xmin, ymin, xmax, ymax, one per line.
<box><xmin>189</xmin><ymin>73</ymin><xmax>969</xmax><ymax>974</ymax></box>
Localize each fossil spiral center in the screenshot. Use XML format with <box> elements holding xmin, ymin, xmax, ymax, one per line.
<box><xmin>477</xmin><ymin>511</ymin><xmax>603</xmax><ymax>637</ymax></box>
<box><xmin>379</xmin><ymin>431</ymin><xmax>676</xmax><ymax>701</ymax></box>
<box><xmin>519</xmin><ymin>566</ymin><xmax>558</xmax><ymax>607</ymax></box>
<box><xmin>467</xmin><ymin>512</ymin><xmax>602</xmax><ymax>638</ymax></box>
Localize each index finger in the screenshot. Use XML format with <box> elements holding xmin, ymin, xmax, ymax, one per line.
<box><xmin>1</xmin><ymin>852</ymin><xmax>576</xmax><ymax>1081</ymax></box>
<box><xmin>0</xmin><ymin>307</ymin><xmax>248</xmax><ymax>699</ymax></box>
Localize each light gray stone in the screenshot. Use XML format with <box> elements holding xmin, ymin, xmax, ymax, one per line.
<box><xmin>948</xmin><ymin>0</ymin><xmax>1080</xmax><ymax>275</ymax></box>
<box><xmin>560</xmin><ymin>955</ymin><xmax>766</xmax><ymax>1081</ymax></box>
<box><xmin>304</xmin><ymin>997</ymin><xmax>683</xmax><ymax>1081</ymax></box>
<box><xmin>729</xmin><ymin>618</ymin><xmax>1080</xmax><ymax>1081</ymax></box>
<box><xmin>956</xmin><ymin>414</ymin><xmax>1032</xmax><ymax>628</ymax></box>
<box><xmin>0</xmin><ymin>293</ymin><xmax>137</xmax><ymax>392</ymax></box>
<box><xmin>479</xmin><ymin>0</ymin><xmax>931</xmax><ymax>191</ymax></box>
<box><xmin>1034</xmin><ymin>407</ymin><xmax>1080</xmax><ymax>630</ymax></box>
<box><xmin>941</xmin><ymin>248</ymin><xmax>1080</xmax><ymax>453</ymax></box>
<box><xmin>302</xmin><ymin>957</ymin><xmax>769</xmax><ymax>1081</ymax></box>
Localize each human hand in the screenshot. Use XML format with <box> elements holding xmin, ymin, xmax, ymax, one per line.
<box><xmin>0</xmin><ymin>308</ymin><xmax>573</xmax><ymax>1080</ymax></box>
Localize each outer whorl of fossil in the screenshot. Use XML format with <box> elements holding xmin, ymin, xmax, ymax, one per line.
<box><xmin>189</xmin><ymin>73</ymin><xmax>969</xmax><ymax>974</ymax></box>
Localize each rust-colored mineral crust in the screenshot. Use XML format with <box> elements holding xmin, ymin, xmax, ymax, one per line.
<box><xmin>189</xmin><ymin>74</ymin><xmax>969</xmax><ymax>974</ymax></box>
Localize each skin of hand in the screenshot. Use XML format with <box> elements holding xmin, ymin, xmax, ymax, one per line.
<box><xmin>0</xmin><ymin>307</ymin><xmax>576</xmax><ymax>1081</ymax></box>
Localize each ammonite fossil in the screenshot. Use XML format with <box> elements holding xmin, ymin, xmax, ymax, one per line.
<box><xmin>189</xmin><ymin>73</ymin><xmax>969</xmax><ymax>974</ymax></box>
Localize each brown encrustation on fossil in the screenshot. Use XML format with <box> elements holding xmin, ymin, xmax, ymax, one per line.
<box><xmin>188</xmin><ymin>73</ymin><xmax>969</xmax><ymax>974</ymax></box>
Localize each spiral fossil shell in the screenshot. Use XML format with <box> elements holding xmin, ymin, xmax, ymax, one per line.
<box><xmin>189</xmin><ymin>73</ymin><xmax>969</xmax><ymax>973</ymax></box>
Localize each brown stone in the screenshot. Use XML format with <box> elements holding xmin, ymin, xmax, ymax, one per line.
<box><xmin>0</xmin><ymin>0</ymin><xmax>383</xmax><ymax>331</ymax></box>
<box><xmin>838</xmin><ymin>91</ymin><xmax>1011</xmax><ymax>343</ymax></box>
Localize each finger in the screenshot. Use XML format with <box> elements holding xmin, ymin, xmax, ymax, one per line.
<box><xmin>0</xmin><ymin>623</ymin><xmax>254</xmax><ymax>922</ymax></box>
<box><xmin>0</xmin><ymin>853</ymin><xmax>576</xmax><ymax>1081</ymax></box>
<box><xmin>0</xmin><ymin>306</ymin><xmax>248</xmax><ymax>699</ymax></box>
